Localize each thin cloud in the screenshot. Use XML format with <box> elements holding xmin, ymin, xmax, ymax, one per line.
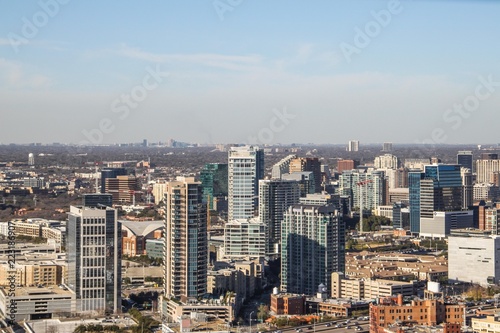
<box><xmin>0</xmin><ymin>58</ymin><xmax>52</xmax><ymax>89</ymax></box>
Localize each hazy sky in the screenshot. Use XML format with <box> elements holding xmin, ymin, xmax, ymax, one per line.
<box><xmin>1</xmin><ymin>0</ymin><xmax>500</xmax><ymax>145</ymax></box>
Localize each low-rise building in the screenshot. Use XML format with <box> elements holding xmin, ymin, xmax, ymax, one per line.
<box><xmin>369</xmin><ymin>295</ymin><xmax>464</xmax><ymax>333</ymax></box>
<box><xmin>0</xmin><ymin>286</ymin><xmax>76</xmax><ymax>321</ymax></box>
<box><xmin>472</xmin><ymin>314</ymin><xmax>500</xmax><ymax>333</ymax></box>
<box><xmin>331</xmin><ymin>273</ymin><xmax>415</xmax><ymax>299</ymax></box>
<box><xmin>270</xmin><ymin>293</ymin><xmax>305</xmax><ymax>315</ymax></box>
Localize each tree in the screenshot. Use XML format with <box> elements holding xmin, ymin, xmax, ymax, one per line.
<box><xmin>257</xmin><ymin>304</ymin><xmax>270</xmax><ymax>321</ymax></box>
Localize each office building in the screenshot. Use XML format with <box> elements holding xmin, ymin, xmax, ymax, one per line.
<box><xmin>82</xmin><ymin>193</ymin><xmax>113</xmax><ymax>207</ymax></box>
<box><xmin>28</xmin><ymin>153</ymin><xmax>35</xmax><ymax>166</ymax></box>
<box><xmin>420</xmin><ymin>164</ymin><xmax>462</xmax><ymax>219</ymax></box>
<box><xmin>449</xmin><ymin>235</ymin><xmax>500</xmax><ymax>286</ymax></box>
<box><xmin>281</xmin><ymin>203</ymin><xmax>345</xmax><ymax>295</ymax></box>
<box><xmin>259</xmin><ymin>179</ymin><xmax>301</xmax><ymax>255</ymax></box>
<box><xmin>224</xmin><ymin>218</ymin><xmax>266</xmax><ymax>259</ymax></box>
<box><xmin>392</xmin><ymin>202</ymin><xmax>410</xmax><ymax>230</ymax></box>
<box><xmin>408</xmin><ymin>170</ymin><xmax>424</xmax><ymax>234</ymax></box>
<box><xmin>289</xmin><ymin>157</ymin><xmax>322</xmax><ymax>192</ymax></box>
<box><xmin>66</xmin><ymin>198</ymin><xmax>121</xmax><ymax>314</ymax></box>
<box><xmin>200</xmin><ymin>163</ymin><xmax>228</xmax><ymax>210</ymax></box>
<box><xmin>100</xmin><ymin>168</ymin><xmax>127</xmax><ymax>194</ymax></box>
<box><xmin>271</xmin><ymin>154</ymin><xmax>297</xmax><ymax>179</ymax></box>
<box><xmin>105</xmin><ymin>175</ymin><xmax>140</xmax><ymax>204</ymax></box>
<box><xmin>457</xmin><ymin>151</ymin><xmax>473</xmax><ymax>172</ymax></box>
<box><xmin>347</xmin><ymin>140</ymin><xmax>359</xmax><ymax>152</ymax></box>
<box><xmin>485</xmin><ymin>207</ymin><xmax>500</xmax><ymax>235</ymax></box>
<box><xmin>228</xmin><ymin>146</ymin><xmax>264</xmax><ymax>221</ymax></box>
<box><xmin>331</xmin><ymin>273</ymin><xmax>415</xmax><ymax>299</ymax></box>
<box><xmin>164</xmin><ymin>177</ymin><xmax>207</xmax><ymax>301</ymax></box>
<box><xmin>472</xmin><ymin>315</ymin><xmax>500</xmax><ymax>333</ymax></box>
<box><xmin>461</xmin><ymin>168</ymin><xmax>473</xmax><ymax>209</ymax></box>
<box><xmin>420</xmin><ymin>211</ymin><xmax>474</xmax><ymax>238</ymax></box>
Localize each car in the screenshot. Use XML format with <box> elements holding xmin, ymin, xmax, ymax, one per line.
<box><xmin>325</xmin><ymin>323</ymin><xmax>331</xmax><ymax>327</ymax></box>
<box><xmin>335</xmin><ymin>324</ymin><xmax>341</xmax><ymax>328</ymax></box>
<box><xmin>346</xmin><ymin>326</ymin><xmax>351</xmax><ymax>329</ymax></box>
<box><xmin>308</xmin><ymin>326</ymin><xmax>313</xmax><ymax>330</ymax></box>
<box><xmin>355</xmin><ymin>327</ymin><xmax>362</xmax><ymax>331</ymax></box>
<box><xmin>296</xmin><ymin>329</ymin><xmax>302</xmax><ymax>332</ymax></box>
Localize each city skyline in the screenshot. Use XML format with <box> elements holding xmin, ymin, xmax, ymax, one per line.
<box><xmin>1</xmin><ymin>1</ymin><xmax>500</xmax><ymax>145</ymax></box>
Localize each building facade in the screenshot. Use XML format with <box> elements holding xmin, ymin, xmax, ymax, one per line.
<box><xmin>281</xmin><ymin>203</ymin><xmax>345</xmax><ymax>295</ymax></box>
<box><xmin>164</xmin><ymin>177</ymin><xmax>207</xmax><ymax>301</ymax></box>
<box><xmin>228</xmin><ymin>146</ymin><xmax>264</xmax><ymax>221</ymax></box>
<box><xmin>66</xmin><ymin>200</ymin><xmax>121</xmax><ymax>314</ymax></box>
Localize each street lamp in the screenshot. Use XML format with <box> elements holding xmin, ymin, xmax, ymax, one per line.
<box><xmin>309</xmin><ymin>306</ymin><xmax>315</xmax><ymax>333</ymax></box>
<box><xmin>249</xmin><ymin>311</ymin><xmax>255</xmax><ymax>333</ymax></box>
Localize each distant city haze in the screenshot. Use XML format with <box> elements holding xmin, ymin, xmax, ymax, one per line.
<box><xmin>1</xmin><ymin>1</ymin><xmax>500</xmax><ymax>144</ymax></box>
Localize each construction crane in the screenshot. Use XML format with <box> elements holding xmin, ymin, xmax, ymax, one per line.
<box><xmin>356</xmin><ymin>179</ymin><xmax>373</xmax><ymax>234</ymax></box>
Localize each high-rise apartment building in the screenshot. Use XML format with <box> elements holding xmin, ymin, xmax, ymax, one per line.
<box><xmin>457</xmin><ymin>151</ymin><xmax>473</xmax><ymax>172</ymax></box>
<box><xmin>164</xmin><ymin>177</ymin><xmax>207</xmax><ymax>301</ymax></box>
<box><xmin>281</xmin><ymin>203</ymin><xmax>345</xmax><ymax>295</ymax></box>
<box><xmin>476</xmin><ymin>154</ymin><xmax>500</xmax><ymax>183</ymax></box>
<box><xmin>66</xmin><ymin>194</ymin><xmax>121</xmax><ymax>314</ymax></box>
<box><xmin>374</xmin><ymin>154</ymin><xmax>399</xmax><ymax>169</ymax></box>
<box><xmin>461</xmin><ymin>167</ymin><xmax>473</xmax><ymax>209</ymax></box>
<box><xmin>347</xmin><ymin>140</ymin><xmax>359</xmax><ymax>152</ymax></box>
<box><xmin>337</xmin><ymin>159</ymin><xmax>358</xmax><ymax>173</ymax></box>
<box><xmin>228</xmin><ymin>146</ymin><xmax>264</xmax><ymax>221</ymax></box>
<box><xmin>289</xmin><ymin>157</ymin><xmax>322</xmax><ymax>192</ymax></box>
<box><xmin>339</xmin><ymin>169</ymin><xmax>386</xmax><ymax>211</ymax></box>
<box><xmin>259</xmin><ymin>179</ymin><xmax>301</xmax><ymax>254</ymax></box>
<box><xmin>200</xmin><ymin>163</ymin><xmax>228</xmax><ymax>210</ymax></box>
<box><xmin>224</xmin><ymin>218</ymin><xmax>266</xmax><ymax>259</ymax></box>
<box><xmin>271</xmin><ymin>155</ymin><xmax>297</xmax><ymax>179</ymax></box>
<box><xmin>382</xmin><ymin>142</ymin><xmax>393</xmax><ymax>152</ymax></box>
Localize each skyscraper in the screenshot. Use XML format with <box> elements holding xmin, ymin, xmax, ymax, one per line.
<box><xmin>420</xmin><ymin>164</ymin><xmax>463</xmax><ymax>219</ymax></box>
<box><xmin>200</xmin><ymin>163</ymin><xmax>228</xmax><ymax>210</ymax></box>
<box><xmin>259</xmin><ymin>179</ymin><xmax>301</xmax><ymax>255</ymax></box>
<box><xmin>67</xmin><ymin>194</ymin><xmax>121</xmax><ymax>314</ymax></box>
<box><xmin>408</xmin><ymin>170</ymin><xmax>424</xmax><ymax>234</ymax></box>
<box><xmin>164</xmin><ymin>177</ymin><xmax>207</xmax><ymax>301</ymax></box>
<box><xmin>457</xmin><ymin>151</ymin><xmax>473</xmax><ymax>172</ymax></box>
<box><xmin>461</xmin><ymin>167</ymin><xmax>473</xmax><ymax>209</ymax></box>
<box><xmin>281</xmin><ymin>203</ymin><xmax>345</xmax><ymax>295</ymax></box>
<box><xmin>271</xmin><ymin>154</ymin><xmax>297</xmax><ymax>179</ymax></box>
<box><xmin>382</xmin><ymin>142</ymin><xmax>393</xmax><ymax>152</ymax></box>
<box><xmin>338</xmin><ymin>169</ymin><xmax>386</xmax><ymax>211</ymax></box>
<box><xmin>289</xmin><ymin>157</ymin><xmax>322</xmax><ymax>192</ymax></box>
<box><xmin>228</xmin><ymin>146</ymin><xmax>264</xmax><ymax>221</ymax></box>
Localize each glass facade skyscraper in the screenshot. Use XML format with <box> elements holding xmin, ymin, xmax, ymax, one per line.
<box><xmin>408</xmin><ymin>170</ymin><xmax>423</xmax><ymax>233</ymax></box>
<box><xmin>200</xmin><ymin>163</ymin><xmax>228</xmax><ymax>210</ymax></box>
<box><xmin>228</xmin><ymin>146</ymin><xmax>264</xmax><ymax>221</ymax></box>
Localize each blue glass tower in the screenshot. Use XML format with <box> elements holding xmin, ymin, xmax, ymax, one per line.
<box><xmin>408</xmin><ymin>171</ymin><xmax>423</xmax><ymax>233</ymax></box>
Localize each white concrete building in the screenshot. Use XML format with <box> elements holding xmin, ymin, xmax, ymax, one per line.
<box><xmin>448</xmin><ymin>235</ymin><xmax>500</xmax><ymax>286</ymax></box>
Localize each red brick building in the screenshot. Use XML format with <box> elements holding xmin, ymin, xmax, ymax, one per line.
<box><xmin>270</xmin><ymin>293</ymin><xmax>305</xmax><ymax>315</ymax></box>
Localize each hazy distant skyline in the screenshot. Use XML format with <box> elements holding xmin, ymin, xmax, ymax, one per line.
<box><xmin>1</xmin><ymin>1</ymin><xmax>500</xmax><ymax>145</ymax></box>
